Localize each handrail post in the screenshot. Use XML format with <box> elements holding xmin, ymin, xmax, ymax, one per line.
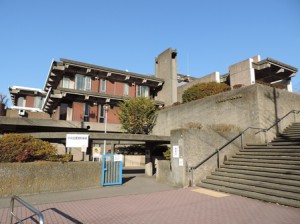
<box><xmin>10</xmin><ymin>197</ymin><xmax>15</xmax><ymax>224</ymax></box>
<box><xmin>264</xmin><ymin>130</ymin><xmax>268</xmax><ymax>144</ymax></box>
<box><xmin>216</xmin><ymin>149</ymin><xmax>220</xmax><ymax>168</ymax></box>
<box><xmin>241</xmin><ymin>132</ymin><xmax>244</xmax><ymax>151</ymax></box>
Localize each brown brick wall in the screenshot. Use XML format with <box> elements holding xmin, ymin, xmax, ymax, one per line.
<box><xmin>26</xmin><ymin>96</ymin><xmax>35</xmax><ymax>107</ymax></box>
<box><xmin>73</xmin><ymin>102</ymin><xmax>84</xmax><ymax>121</ymax></box>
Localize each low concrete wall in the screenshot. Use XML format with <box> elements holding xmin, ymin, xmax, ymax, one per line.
<box><xmin>156</xmin><ymin>160</ymin><xmax>171</xmax><ymax>184</ymax></box>
<box><xmin>124</xmin><ymin>155</ymin><xmax>145</xmax><ymax>167</ymax></box>
<box><xmin>0</xmin><ymin>162</ymin><xmax>102</xmax><ymax>197</ymax></box>
<box><xmin>6</xmin><ymin>109</ymin><xmax>51</xmax><ymax>119</ymax></box>
<box><xmin>169</xmin><ymin>127</ymin><xmax>242</xmax><ymax>187</ymax></box>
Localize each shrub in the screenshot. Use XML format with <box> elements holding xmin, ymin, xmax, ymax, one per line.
<box><xmin>0</xmin><ymin>133</ymin><xmax>57</xmax><ymax>162</ymax></box>
<box><xmin>182</xmin><ymin>82</ymin><xmax>231</xmax><ymax>103</ymax></box>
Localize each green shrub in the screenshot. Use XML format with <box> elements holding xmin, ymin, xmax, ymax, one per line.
<box><xmin>0</xmin><ymin>133</ymin><xmax>57</xmax><ymax>162</ymax></box>
<box><xmin>182</xmin><ymin>82</ymin><xmax>231</xmax><ymax>103</ymax></box>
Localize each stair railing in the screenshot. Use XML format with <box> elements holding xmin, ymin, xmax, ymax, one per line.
<box><xmin>256</xmin><ymin>110</ymin><xmax>300</xmax><ymax>143</ymax></box>
<box><xmin>188</xmin><ymin>126</ymin><xmax>265</xmax><ymax>186</ymax></box>
<box><xmin>10</xmin><ymin>195</ymin><xmax>44</xmax><ymax>224</ymax></box>
<box><xmin>188</xmin><ymin>109</ymin><xmax>300</xmax><ymax>187</ymax></box>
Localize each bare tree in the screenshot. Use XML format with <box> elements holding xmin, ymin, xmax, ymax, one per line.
<box><xmin>0</xmin><ymin>93</ymin><xmax>9</xmax><ymax>106</ymax></box>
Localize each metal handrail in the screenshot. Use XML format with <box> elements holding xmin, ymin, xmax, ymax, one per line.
<box><xmin>188</xmin><ymin>109</ymin><xmax>300</xmax><ymax>186</ymax></box>
<box><xmin>256</xmin><ymin>110</ymin><xmax>300</xmax><ymax>134</ymax></box>
<box><xmin>10</xmin><ymin>195</ymin><xmax>44</xmax><ymax>224</ymax></box>
<box><xmin>189</xmin><ymin>127</ymin><xmax>264</xmax><ymax>171</ymax></box>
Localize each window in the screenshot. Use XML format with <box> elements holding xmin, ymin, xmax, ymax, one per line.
<box><xmin>17</xmin><ymin>96</ymin><xmax>25</xmax><ymax>107</ymax></box>
<box><xmin>100</xmin><ymin>79</ymin><xmax>106</xmax><ymax>93</ymax></box>
<box><xmin>136</xmin><ymin>85</ymin><xmax>149</xmax><ymax>97</ymax></box>
<box><xmin>34</xmin><ymin>96</ymin><xmax>43</xmax><ymax>108</ymax></box>
<box><xmin>124</xmin><ymin>83</ymin><xmax>129</xmax><ymax>96</ymax></box>
<box><xmin>59</xmin><ymin>103</ymin><xmax>68</xmax><ymax>120</ymax></box>
<box><xmin>99</xmin><ymin>105</ymin><xmax>104</xmax><ymax>123</ymax></box>
<box><xmin>84</xmin><ymin>103</ymin><xmax>89</xmax><ymax>122</ymax></box>
<box><xmin>76</xmin><ymin>74</ymin><xmax>91</xmax><ymax>91</ymax></box>
<box><xmin>62</xmin><ymin>76</ymin><xmax>70</xmax><ymax>88</ymax></box>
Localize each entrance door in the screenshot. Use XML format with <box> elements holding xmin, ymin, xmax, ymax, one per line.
<box><xmin>101</xmin><ymin>154</ymin><xmax>123</xmax><ymax>186</ymax></box>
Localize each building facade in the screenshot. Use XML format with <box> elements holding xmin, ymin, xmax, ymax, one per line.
<box><xmin>42</xmin><ymin>58</ymin><xmax>164</xmax><ymax>125</ymax></box>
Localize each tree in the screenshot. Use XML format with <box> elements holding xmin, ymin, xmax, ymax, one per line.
<box><xmin>118</xmin><ymin>97</ymin><xmax>157</xmax><ymax>134</ymax></box>
<box><xmin>182</xmin><ymin>82</ymin><xmax>230</xmax><ymax>103</ymax></box>
<box><xmin>0</xmin><ymin>93</ymin><xmax>8</xmax><ymax>106</ymax></box>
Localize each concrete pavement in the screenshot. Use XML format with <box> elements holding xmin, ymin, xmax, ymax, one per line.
<box><xmin>0</xmin><ymin>171</ymin><xmax>300</xmax><ymax>223</ymax></box>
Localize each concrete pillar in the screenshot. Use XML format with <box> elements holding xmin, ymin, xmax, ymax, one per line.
<box><xmin>155</xmin><ymin>48</ymin><xmax>178</xmax><ymax>106</ymax></box>
<box><xmin>170</xmin><ymin>129</ymin><xmax>189</xmax><ymax>187</ymax></box>
<box><xmin>229</xmin><ymin>55</ymin><xmax>260</xmax><ymax>89</ymax></box>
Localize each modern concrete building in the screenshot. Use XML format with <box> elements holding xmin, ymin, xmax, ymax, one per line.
<box><xmin>177</xmin><ymin>55</ymin><xmax>298</xmax><ymax>103</ymax></box>
<box><xmin>42</xmin><ymin>58</ymin><xmax>164</xmax><ymax>124</ymax></box>
<box><xmin>9</xmin><ymin>86</ymin><xmax>46</xmax><ymax>113</ymax></box>
<box><xmin>2</xmin><ymin>48</ymin><xmax>298</xmax><ymax>160</ymax></box>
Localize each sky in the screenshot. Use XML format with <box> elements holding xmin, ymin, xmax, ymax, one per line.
<box><xmin>0</xmin><ymin>0</ymin><xmax>299</xmax><ymax>106</ymax></box>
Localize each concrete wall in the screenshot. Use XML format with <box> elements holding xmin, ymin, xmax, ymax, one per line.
<box><xmin>124</xmin><ymin>155</ymin><xmax>145</xmax><ymax>167</ymax></box>
<box><xmin>153</xmin><ymin>84</ymin><xmax>300</xmax><ymax>143</ymax></box>
<box><xmin>155</xmin><ymin>48</ymin><xmax>178</xmax><ymax>106</ymax></box>
<box><xmin>5</xmin><ymin>109</ymin><xmax>51</xmax><ymax>119</ymax></box>
<box><xmin>0</xmin><ymin>162</ymin><xmax>102</xmax><ymax>197</ymax></box>
<box><xmin>229</xmin><ymin>55</ymin><xmax>260</xmax><ymax>89</ymax></box>
<box><xmin>177</xmin><ymin>72</ymin><xmax>220</xmax><ymax>103</ymax></box>
<box><xmin>169</xmin><ymin>128</ymin><xmax>241</xmax><ymax>187</ymax></box>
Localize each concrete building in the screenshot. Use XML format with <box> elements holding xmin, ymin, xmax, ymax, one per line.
<box><xmin>2</xmin><ymin>48</ymin><xmax>298</xmax><ymax>161</ymax></box>
<box><xmin>177</xmin><ymin>55</ymin><xmax>297</xmax><ymax>103</ymax></box>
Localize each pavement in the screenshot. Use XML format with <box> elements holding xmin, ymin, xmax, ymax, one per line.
<box><xmin>0</xmin><ymin>169</ymin><xmax>300</xmax><ymax>224</ymax></box>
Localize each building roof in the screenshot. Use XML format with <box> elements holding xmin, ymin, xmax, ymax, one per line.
<box><xmin>9</xmin><ymin>86</ymin><xmax>46</xmax><ymax>106</ymax></box>
<box><xmin>253</xmin><ymin>57</ymin><xmax>298</xmax><ymax>83</ymax></box>
<box><xmin>44</xmin><ymin>58</ymin><xmax>164</xmax><ymax>92</ymax></box>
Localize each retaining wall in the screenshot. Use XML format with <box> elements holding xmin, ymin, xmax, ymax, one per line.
<box><xmin>153</xmin><ymin>84</ymin><xmax>300</xmax><ymax>143</ymax></box>
<box><xmin>0</xmin><ymin>162</ymin><xmax>102</xmax><ymax>197</ymax></box>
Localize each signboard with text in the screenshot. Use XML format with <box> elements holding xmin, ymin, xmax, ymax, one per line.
<box><xmin>66</xmin><ymin>134</ymin><xmax>89</xmax><ymax>148</ymax></box>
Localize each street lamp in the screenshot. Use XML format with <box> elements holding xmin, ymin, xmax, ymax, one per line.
<box><xmin>103</xmin><ymin>104</ymin><xmax>110</xmax><ymax>155</ymax></box>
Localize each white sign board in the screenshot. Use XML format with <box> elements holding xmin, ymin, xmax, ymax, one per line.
<box><xmin>66</xmin><ymin>134</ymin><xmax>89</xmax><ymax>148</ymax></box>
<box><xmin>179</xmin><ymin>158</ymin><xmax>184</xmax><ymax>166</ymax></box>
<box><xmin>114</xmin><ymin>154</ymin><xmax>123</xmax><ymax>162</ymax></box>
<box><xmin>173</xmin><ymin>145</ymin><xmax>179</xmax><ymax>158</ymax></box>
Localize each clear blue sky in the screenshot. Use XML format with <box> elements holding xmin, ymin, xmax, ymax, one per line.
<box><xmin>1</xmin><ymin>0</ymin><xmax>299</xmax><ymax>106</ymax></box>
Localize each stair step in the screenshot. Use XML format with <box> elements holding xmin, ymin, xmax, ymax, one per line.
<box><xmin>229</xmin><ymin>157</ymin><xmax>300</xmax><ymax>165</ymax></box>
<box><xmin>201</xmin><ymin>179</ymin><xmax>300</xmax><ymax>201</ymax></box>
<box><xmin>198</xmin><ymin>183</ymin><xmax>300</xmax><ymax>208</ymax></box>
<box><xmin>212</xmin><ymin>171</ymin><xmax>300</xmax><ymax>187</ymax></box>
<box><xmin>206</xmin><ymin>175</ymin><xmax>300</xmax><ymax>194</ymax></box>
<box><xmin>220</xmin><ymin>164</ymin><xmax>300</xmax><ymax>175</ymax></box>
<box><xmin>237</xmin><ymin>152</ymin><xmax>300</xmax><ymax>156</ymax></box>
<box><xmin>242</xmin><ymin>148</ymin><xmax>300</xmax><ymax>153</ymax></box>
<box><xmin>216</xmin><ymin>167</ymin><xmax>300</xmax><ymax>181</ymax></box>
<box><xmin>224</xmin><ymin>160</ymin><xmax>300</xmax><ymax>170</ymax></box>
<box><xmin>232</xmin><ymin>154</ymin><xmax>300</xmax><ymax>161</ymax></box>
<box><xmin>245</xmin><ymin>145</ymin><xmax>300</xmax><ymax>149</ymax></box>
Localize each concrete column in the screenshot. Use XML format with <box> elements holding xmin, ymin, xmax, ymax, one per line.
<box><xmin>170</xmin><ymin>129</ymin><xmax>189</xmax><ymax>187</ymax></box>
<box><xmin>155</xmin><ymin>48</ymin><xmax>178</xmax><ymax>106</ymax></box>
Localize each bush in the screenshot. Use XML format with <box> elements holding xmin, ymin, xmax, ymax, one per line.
<box><xmin>0</xmin><ymin>133</ymin><xmax>57</xmax><ymax>162</ymax></box>
<box><xmin>182</xmin><ymin>82</ymin><xmax>231</xmax><ymax>103</ymax></box>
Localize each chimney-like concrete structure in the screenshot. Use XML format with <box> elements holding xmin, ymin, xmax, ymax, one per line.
<box><xmin>155</xmin><ymin>48</ymin><xmax>178</xmax><ymax>106</ymax></box>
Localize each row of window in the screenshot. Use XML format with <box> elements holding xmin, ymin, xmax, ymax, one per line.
<box><xmin>62</xmin><ymin>74</ymin><xmax>150</xmax><ymax>97</ymax></box>
<box><xmin>59</xmin><ymin>102</ymin><xmax>106</xmax><ymax>123</ymax></box>
<box><xmin>17</xmin><ymin>96</ymin><xmax>44</xmax><ymax>108</ymax></box>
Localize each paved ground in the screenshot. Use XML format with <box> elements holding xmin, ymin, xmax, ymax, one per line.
<box><xmin>0</xmin><ymin>171</ymin><xmax>300</xmax><ymax>224</ymax></box>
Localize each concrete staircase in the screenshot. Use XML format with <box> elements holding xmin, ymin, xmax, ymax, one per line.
<box><xmin>199</xmin><ymin>122</ymin><xmax>300</xmax><ymax>208</ymax></box>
